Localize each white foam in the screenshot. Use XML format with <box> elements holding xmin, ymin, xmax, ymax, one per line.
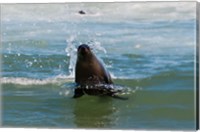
<box><xmin>0</xmin><ymin>76</ymin><xmax>74</xmax><ymax>85</ymax></box>
<box><xmin>65</xmin><ymin>35</ymin><xmax>78</xmax><ymax>77</ymax></box>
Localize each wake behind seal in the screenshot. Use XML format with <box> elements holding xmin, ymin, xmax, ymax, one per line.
<box><xmin>73</xmin><ymin>44</ymin><xmax>128</xmax><ymax>100</ymax></box>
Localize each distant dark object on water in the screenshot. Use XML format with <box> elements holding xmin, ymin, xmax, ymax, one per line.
<box><xmin>78</xmin><ymin>10</ymin><xmax>86</xmax><ymax>15</ymax></box>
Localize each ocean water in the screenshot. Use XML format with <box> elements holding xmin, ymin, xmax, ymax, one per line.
<box><xmin>0</xmin><ymin>2</ymin><xmax>197</xmax><ymax>130</ymax></box>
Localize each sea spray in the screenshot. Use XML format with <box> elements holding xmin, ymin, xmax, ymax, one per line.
<box><xmin>65</xmin><ymin>35</ymin><xmax>111</xmax><ymax>78</ymax></box>
<box><xmin>65</xmin><ymin>35</ymin><xmax>77</xmax><ymax>78</ymax></box>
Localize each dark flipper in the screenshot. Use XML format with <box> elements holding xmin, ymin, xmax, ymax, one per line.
<box><xmin>73</xmin><ymin>88</ymin><xmax>84</xmax><ymax>98</ymax></box>
<box><xmin>73</xmin><ymin>85</ymin><xmax>128</xmax><ymax>100</ymax></box>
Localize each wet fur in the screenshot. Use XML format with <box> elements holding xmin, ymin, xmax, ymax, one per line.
<box><xmin>74</xmin><ymin>44</ymin><xmax>127</xmax><ymax>100</ymax></box>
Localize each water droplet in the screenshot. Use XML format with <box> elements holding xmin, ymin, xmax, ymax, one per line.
<box><xmin>135</xmin><ymin>44</ymin><xmax>141</xmax><ymax>49</ymax></box>
<box><xmin>65</xmin><ymin>91</ymin><xmax>70</xmax><ymax>96</ymax></box>
<box><xmin>86</xmin><ymin>85</ymin><xmax>89</xmax><ymax>89</ymax></box>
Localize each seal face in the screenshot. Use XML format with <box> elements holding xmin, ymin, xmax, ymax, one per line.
<box><xmin>74</xmin><ymin>44</ymin><xmax>114</xmax><ymax>98</ymax></box>
<box><xmin>73</xmin><ymin>44</ymin><xmax>128</xmax><ymax>100</ymax></box>
<box><xmin>75</xmin><ymin>44</ymin><xmax>112</xmax><ymax>85</ymax></box>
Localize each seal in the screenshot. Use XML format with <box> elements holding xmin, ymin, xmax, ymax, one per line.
<box><xmin>73</xmin><ymin>44</ymin><xmax>127</xmax><ymax>100</ymax></box>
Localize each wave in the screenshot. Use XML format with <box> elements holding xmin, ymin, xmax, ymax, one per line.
<box><xmin>0</xmin><ymin>75</ymin><xmax>74</xmax><ymax>85</ymax></box>
<box><xmin>1</xmin><ymin>69</ymin><xmax>194</xmax><ymax>86</ymax></box>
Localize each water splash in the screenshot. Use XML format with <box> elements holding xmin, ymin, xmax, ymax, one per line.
<box><xmin>65</xmin><ymin>35</ymin><xmax>77</xmax><ymax>78</ymax></box>
<box><xmin>59</xmin><ymin>82</ymin><xmax>76</xmax><ymax>97</ymax></box>
<box><xmin>87</xmin><ymin>40</ymin><xmax>107</xmax><ymax>54</ymax></box>
<box><xmin>65</xmin><ymin>35</ymin><xmax>109</xmax><ymax>78</ymax></box>
<box><xmin>113</xmin><ymin>84</ymin><xmax>141</xmax><ymax>95</ymax></box>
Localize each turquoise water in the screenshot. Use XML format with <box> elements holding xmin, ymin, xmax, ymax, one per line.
<box><xmin>0</xmin><ymin>3</ymin><xmax>197</xmax><ymax>130</ymax></box>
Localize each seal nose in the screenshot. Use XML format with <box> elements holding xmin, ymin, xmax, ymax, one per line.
<box><xmin>78</xmin><ymin>44</ymin><xmax>90</xmax><ymax>52</ymax></box>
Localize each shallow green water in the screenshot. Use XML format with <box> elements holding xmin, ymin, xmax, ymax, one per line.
<box><xmin>2</xmin><ymin>77</ymin><xmax>196</xmax><ymax>130</ymax></box>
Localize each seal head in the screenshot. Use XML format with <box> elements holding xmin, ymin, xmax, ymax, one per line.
<box><xmin>77</xmin><ymin>44</ymin><xmax>92</xmax><ymax>60</ymax></box>
<box><xmin>75</xmin><ymin>44</ymin><xmax>112</xmax><ymax>85</ymax></box>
